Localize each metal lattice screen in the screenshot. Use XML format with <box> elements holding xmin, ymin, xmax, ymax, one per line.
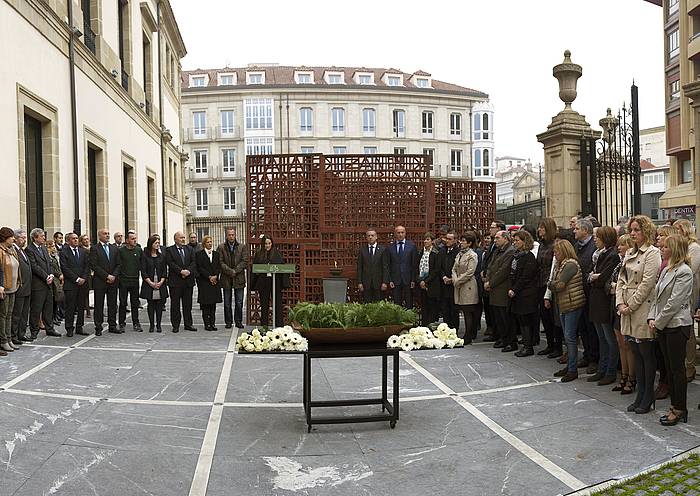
<box><xmin>246</xmin><ymin>154</ymin><xmax>495</xmax><ymax>324</ymax></box>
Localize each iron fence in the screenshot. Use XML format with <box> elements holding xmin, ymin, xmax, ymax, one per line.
<box><xmin>185</xmin><ymin>215</ymin><xmax>247</xmax><ymax>247</ymax></box>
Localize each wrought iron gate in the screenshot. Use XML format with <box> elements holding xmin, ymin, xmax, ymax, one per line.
<box><xmin>580</xmin><ymin>84</ymin><xmax>641</xmax><ymax>226</ymax></box>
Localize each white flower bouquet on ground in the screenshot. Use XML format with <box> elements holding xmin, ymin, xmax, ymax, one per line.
<box><xmin>236</xmin><ymin>326</ymin><xmax>308</xmax><ymax>352</ymax></box>
<box><xmin>386</xmin><ymin>322</ymin><xmax>464</xmax><ymax>351</ymax></box>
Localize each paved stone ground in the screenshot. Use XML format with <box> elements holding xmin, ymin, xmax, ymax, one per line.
<box><xmin>1</xmin><ymin>304</ymin><xmax>699</xmax><ymax>496</ymax></box>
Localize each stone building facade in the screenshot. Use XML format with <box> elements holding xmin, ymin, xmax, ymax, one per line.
<box><xmin>0</xmin><ymin>0</ymin><xmax>187</xmax><ymax>241</ymax></box>
<box><xmin>180</xmin><ymin>65</ymin><xmax>494</xmax><ymax>220</ymax></box>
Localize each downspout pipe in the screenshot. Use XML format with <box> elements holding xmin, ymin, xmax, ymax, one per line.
<box><xmin>68</xmin><ymin>0</ymin><xmax>81</xmax><ymax>235</ymax></box>
<box><xmin>157</xmin><ymin>0</ymin><xmax>167</xmax><ymax>242</ymax></box>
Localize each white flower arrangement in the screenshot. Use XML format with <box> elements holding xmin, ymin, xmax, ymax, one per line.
<box><xmin>386</xmin><ymin>324</ymin><xmax>464</xmax><ymax>351</ymax></box>
<box><xmin>235</xmin><ymin>325</ymin><xmax>308</xmax><ymax>352</ymax></box>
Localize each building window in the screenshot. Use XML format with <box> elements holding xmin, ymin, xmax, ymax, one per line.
<box><xmin>416</xmin><ymin>78</ymin><xmax>429</xmax><ymax>88</ymax></box>
<box><xmin>219</xmin><ymin>74</ymin><xmax>235</xmax><ymax>86</ymax></box>
<box><xmin>244</xmin><ymin>98</ymin><xmax>273</xmax><ymax>130</ymax></box>
<box><xmin>423</xmin><ymin>148</ymin><xmax>435</xmax><ymax>163</ymax></box>
<box><xmin>450</xmin><ymin>150</ymin><xmax>462</xmax><ymax>172</ymax></box>
<box><xmin>196</xmin><ymin>226</ymin><xmax>209</xmax><ymax>239</ymax></box>
<box><xmin>669</xmin><ymin>0</ymin><xmax>679</xmax><ymax>15</ymax></box>
<box><xmin>669</xmin><ymin>29</ymin><xmax>680</xmax><ymax>59</ymax></box>
<box><xmin>387</xmin><ymin>76</ymin><xmax>401</xmax><ymax>86</ymax></box>
<box><xmin>450</xmin><ymin>113</ymin><xmax>461</xmax><ymax>136</ymax></box>
<box><xmin>246</xmin><ymin>72</ymin><xmax>264</xmax><ymax>84</ymax></box>
<box><xmin>362</xmin><ymin>108</ymin><xmax>376</xmax><ymax>134</ymax></box>
<box><xmin>392</xmin><ymin>109</ymin><xmax>405</xmax><ymax>137</ymax></box>
<box><xmin>222</xmin><ymin>149</ymin><xmax>235</xmax><ymax>173</ymax></box>
<box><xmin>422</xmin><ymin>111</ymin><xmax>433</xmax><ymax>135</ymax></box>
<box><xmin>364</xmin><ymin>146</ymin><xmax>377</xmax><ymax>154</ymax></box>
<box><xmin>327</xmin><ymin>73</ymin><xmax>343</xmax><ymax>84</ymax></box>
<box><xmin>300</xmin><ymin>107</ymin><xmax>313</xmax><ymax>132</ymax></box>
<box><xmin>483</xmin><ymin>149</ymin><xmax>491</xmax><ymax>176</ymax></box>
<box><xmin>333</xmin><ymin>146</ymin><xmax>347</xmax><ymax>154</ymax></box>
<box><xmin>670</xmin><ymin>79</ymin><xmax>680</xmax><ymax>100</ymax></box>
<box><xmin>193</xmin><ymin>111</ymin><xmax>207</xmax><ymax>136</ymax></box>
<box><xmin>223</xmin><ymin>187</ymin><xmax>236</xmax><ymax>211</ymax></box>
<box><xmin>482</xmin><ymin>114</ymin><xmax>490</xmax><ymax>140</ymax></box>
<box><xmin>474</xmin><ymin>149</ymin><xmax>482</xmax><ymax>176</ymax></box>
<box><xmin>195</xmin><ymin>188</ymin><xmax>208</xmax><ymax>212</ymax></box>
<box><xmin>191</xmin><ymin>76</ymin><xmax>206</xmax><ymax>87</ymax></box>
<box><xmin>358</xmin><ymin>74</ymin><xmax>373</xmax><ymax>85</ymax></box>
<box><xmin>301</xmin><ymin>146</ymin><xmax>315</xmax><ymax>154</ymax></box>
<box><xmin>681</xmin><ymin>159</ymin><xmax>692</xmax><ymax>183</ymax></box>
<box><xmin>394</xmin><ymin>147</ymin><xmax>406</xmax><ymax>155</ymax></box>
<box><xmin>331</xmin><ymin>107</ymin><xmax>345</xmax><ymax>132</ymax></box>
<box><xmin>245</xmin><ymin>137</ymin><xmax>273</xmax><ymax>155</ymax></box>
<box><xmin>194</xmin><ymin>150</ymin><xmax>208</xmax><ymax>174</ymax></box>
<box><xmin>296</xmin><ymin>73</ymin><xmax>313</xmax><ymax>84</ymax></box>
<box><xmin>474</xmin><ymin>113</ymin><xmax>481</xmax><ymax>140</ymax></box>
<box><xmin>220</xmin><ymin>110</ymin><xmax>234</xmax><ymax>134</ymax></box>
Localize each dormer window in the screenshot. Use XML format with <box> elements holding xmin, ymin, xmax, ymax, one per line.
<box><xmin>190</xmin><ymin>75</ymin><xmax>207</xmax><ymax>88</ymax></box>
<box><xmin>218</xmin><ymin>73</ymin><xmax>236</xmax><ymax>86</ymax></box>
<box><xmin>246</xmin><ymin>71</ymin><xmax>265</xmax><ymax>84</ymax></box>
<box><xmin>295</xmin><ymin>71</ymin><xmax>314</xmax><ymax>84</ymax></box>
<box><xmin>416</xmin><ymin>78</ymin><xmax>430</xmax><ymax>88</ymax></box>
<box><xmin>356</xmin><ymin>73</ymin><xmax>374</xmax><ymax>85</ymax></box>
<box><xmin>326</xmin><ymin>72</ymin><xmax>344</xmax><ymax>84</ymax></box>
<box><xmin>386</xmin><ymin>75</ymin><xmax>402</xmax><ymax>86</ymax></box>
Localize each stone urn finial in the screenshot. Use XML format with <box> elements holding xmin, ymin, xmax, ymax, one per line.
<box><xmin>599</xmin><ymin>108</ymin><xmax>619</xmax><ymax>146</ymax></box>
<box><xmin>553</xmin><ymin>50</ymin><xmax>582</xmax><ymax>110</ymax></box>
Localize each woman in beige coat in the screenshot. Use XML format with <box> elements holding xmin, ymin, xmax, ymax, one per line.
<box><xmin>452</xmin><ymin>231</ymin><xmax>479</xmax><ymax>344</ymax></box>
<box><xmin>616</xmin><ymin>215</ymin><xmax>661</xmax><ymax>414</ymax></box>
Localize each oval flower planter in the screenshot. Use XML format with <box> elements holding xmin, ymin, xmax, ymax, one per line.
<box><xmin>291</xmin><ymin>323</ymin><xmax>409</xmax><ymax>345</ymax></box>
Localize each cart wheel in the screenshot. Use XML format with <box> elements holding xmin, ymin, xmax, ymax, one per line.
<box><xmin>390</xmin><ymin>420</ymin><xmax>396</xmax><ymax>429</ymax></box>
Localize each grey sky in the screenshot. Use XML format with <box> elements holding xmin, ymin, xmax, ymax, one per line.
<box><xmin>170</xmin><ymin>0</ymin><xmax>664</xmax><ymax>164</ymax></box>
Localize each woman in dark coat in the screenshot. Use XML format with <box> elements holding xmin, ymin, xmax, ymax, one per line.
<box><xmin>508</xmin><ymin>230</ymin><xmax>539</xmax><ymax>357</ymax></box>
<box><xmin>140</xmin><ymin>235</ymin><xmax>169</xmax><ymax>333</ymax></box>
<box><xmin>536</xmin><ymin>218</ymin><xmax>560</xmax><ymax>357</ymax></box>
<box><xmin>418</xmin><ymin>232</ymin><xmax>442</xmax><ymax>326</ymax></box>
<box><xmin>251</xmin><ymin>235</ymin><xmax>289</xmax><ymax>328</ymax></box>
<box><xmin>588</xmin><ymin>226</ymin><xmax>620</xmax><ymax>385</ymax></box>
<box><xmin>195</xmin><ymin>236</ymin><xmax>222</xmax><ymax>331</ymax></box>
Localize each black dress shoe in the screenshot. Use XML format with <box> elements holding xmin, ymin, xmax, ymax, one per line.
<box><xmin>205</xmin><ymin>325</ymin><xmax>214</xmax><ymax>331</ymax></box>
<box><xmin>149</xmin><ymin>325</ymin><xmax>155</xmax><ymax>333</ymax></box>
<box><xmin>537</xmin><ymin>347</ymin><xmax>553</xmax><ymax>356</ymax></box>
<box><xmin>19</xmin><ymin>335</ymin><xmax>33</xmax><ymax>342</ymax></box>
<box><xmin>108</xmin><ymin>328</ymin><xmax>120</xmax><ymax>334</ymax></box>
<box><xmin>134</xmin><ymin>324</ymin><xmax>143</xmax><ymax>332</ymax></box>
<box><xmin>172</xmin><ymin>327</ymin><xmax>179</xmax><ymax>333</ymax></box>
<box><xmin>156</xmin><ymin>326</ymin><xmax>162</xmax><ymax>333</ymax></box>
<box><xmin>547</xmin><ymin>349</ymin><xmax>563</xmax><ymax>359</ymax></box>
<box><xmin>493</xmin><ymin>340</ymin><xmax>505</xmax><ymax>349</ymax></box>
<box><xmin>95</xmin><ymin>329</ymin><xmax>102</xmax><ymax>336</ymax></box>
<box><xmin>483</xmin><ymin>336</ymin><xmax>497</xmax><ymax>342</ymax></box>
<box><xmin>66</xmin><ymin>329</ymin><xmax>74</xmax><ymax>337</ymax></box>
<box><xmin>11</xmin><ymin>339</ymin><xmax>23</xmax><ymax>346</ymax></box>
<box><xmin>184</xmin><ymin>326</ymin><xmax>198</xmax><ymax>332</ymax></box>
<box><xmin>514</xmin><ymin>347</ymin><xmax>534</xmax><ymax>357</ymax></box>
<box><xmin>45</xmin><ymin>330</ymin><xmax>62</xmax><ymax>337</ymax></box>
<box><xmin>502</xmin><ymin>344</ymin><xmax>518</xmax><ymax>353</ymax></box>
<box><xmin>587</xmin><ymin>372</ymin><xmax>605</xmax><ymax>383</ymax></box>
<box><xmin>76</xmin><ymin>329</ymin><xmax>89</xmax><ymax>336</ymax></box>
<box><xmin>30</xmin><ymin>331</ymin><xmax>39</xmax><ymax>340</ymax></box>
<box><xmin>225</xmin><ymin>323</ymin><xmax>233</xmax><ymax>329</ymax></box>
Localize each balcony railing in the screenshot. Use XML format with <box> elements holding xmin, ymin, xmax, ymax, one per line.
<box><xmin>186</xmin><ymin>127</ymin><xmax>212</xmax><ymax>141</ymax></box>
<box><xmin>215</xmin><ymin>126</ymin><xmax>240</xmax><ymax>139</ymax></box>
<box><xmin>83</xmin><ymin>21</ymin><xmax>96</xmax><ymax>54</ymax></box>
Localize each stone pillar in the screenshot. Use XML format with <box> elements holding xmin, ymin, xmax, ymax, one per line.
<box><xmin>537</xmin><ymin>51</ymin><xmax>600</xmax><ymax>226</ymax></box>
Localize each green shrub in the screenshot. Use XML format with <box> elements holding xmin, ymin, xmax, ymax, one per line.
<box><xmin>289</xmin><ymin>301</ymin><xmax>417</xmax><ymax>330</ymax></box>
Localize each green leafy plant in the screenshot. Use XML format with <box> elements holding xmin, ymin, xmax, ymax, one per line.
<box><xmin>289</xmin><ymin>301</ymin><xmax>417</xmax><ymax>330</ymax></box>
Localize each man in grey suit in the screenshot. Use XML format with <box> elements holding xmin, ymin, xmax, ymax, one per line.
<box><xmin>11</xmin><ymin>229</ymin><xmax>32</xmax><ymax>343</ymax></box>
<box><xmin>26</xmin><ymin>228</ymin><xmax>61</xmax><ymax>338</ymax></box>
<box><xmin>484</xmin><ymin>230</ymin><xmax>516</xmax><ymax>352</ymax></box>
<box><xmin>357</xmin><ymin>229</ymin><xmax>388</xmax><ymax>303</ymax></box>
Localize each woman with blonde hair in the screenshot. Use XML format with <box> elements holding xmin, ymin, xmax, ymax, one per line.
<box><xmin>195</xmin><ymin>235</ymin><xmax>222</xmax><ymax>331</ymax></box>
<box><xmin>672</xmin><ymin>218</ymin><xmax>699</xmax><ymax>384</ymax></box>
<box><xmin>610</xmin><ymin>234</ymin><xmax>636</xmax><ymax>394</ymax></box>
<box><xmin>616</xmin><ymin>215</ymin><xmax>661</xmax><ymax>414</ymax></box>
<box><xmin>549</xmin><ymin>239</ymin><xmax>586</xmax><ymax>382</ymax></box>
<box><xmin>653</xmin><ymin>224</ymin><xmax>675</xmax><ymax>400</ymax></box>
<box><xmin>648</xmin><ymin>234</ymin><xmax>692</xmax><ymax>425</ymax></box>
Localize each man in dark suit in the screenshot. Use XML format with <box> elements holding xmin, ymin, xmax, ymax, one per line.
<box><xmin>89</xmin><ymin>228</ymin><xmax>121</xmax><ymax>335</ymax></box>
<box><xmin>440</xmin><ymin>231</ymin><xmax>459</xmax><ymax>330</ymax></box>
<box><xmin>26</xmin><ymin>228</ymin><xmax>61</xmax><ymax>338</ymax></box>
<box><xmin>11</xmin><ymin>229</ymin><xmax>32</xmax><ymax>343</ymax></box>
<box><xmin>166</xmin><ymin>231</ymin><xmax>197</xmax><ymax>333</ymax></box>
<box><xmin>485</xmin><ymin>230</ymin><xmax>517</xmax><ymax>351</ymax></box>
<box><xmin>481</xmin><ymin>220</ymin><xmax>505</xmax><ymax>339</ymax></box>
<box><xmin>60</xmin><ymin>232</ymin><xmax>90</xmax><ymax>337</ymax></box>
<box><xmin>357</xmin><ymin>229</ymin><xmax>388</xmax><ymax>303</ymax></box>
<box><xmin>218</xmin><ymin>228</ymin><xmax>248</xmax><ymax>330</ymax></box>
<box><xmin>386</xmin><ymin>225</ymin><xmax>418</xmax><ymax>309</ymax></box>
